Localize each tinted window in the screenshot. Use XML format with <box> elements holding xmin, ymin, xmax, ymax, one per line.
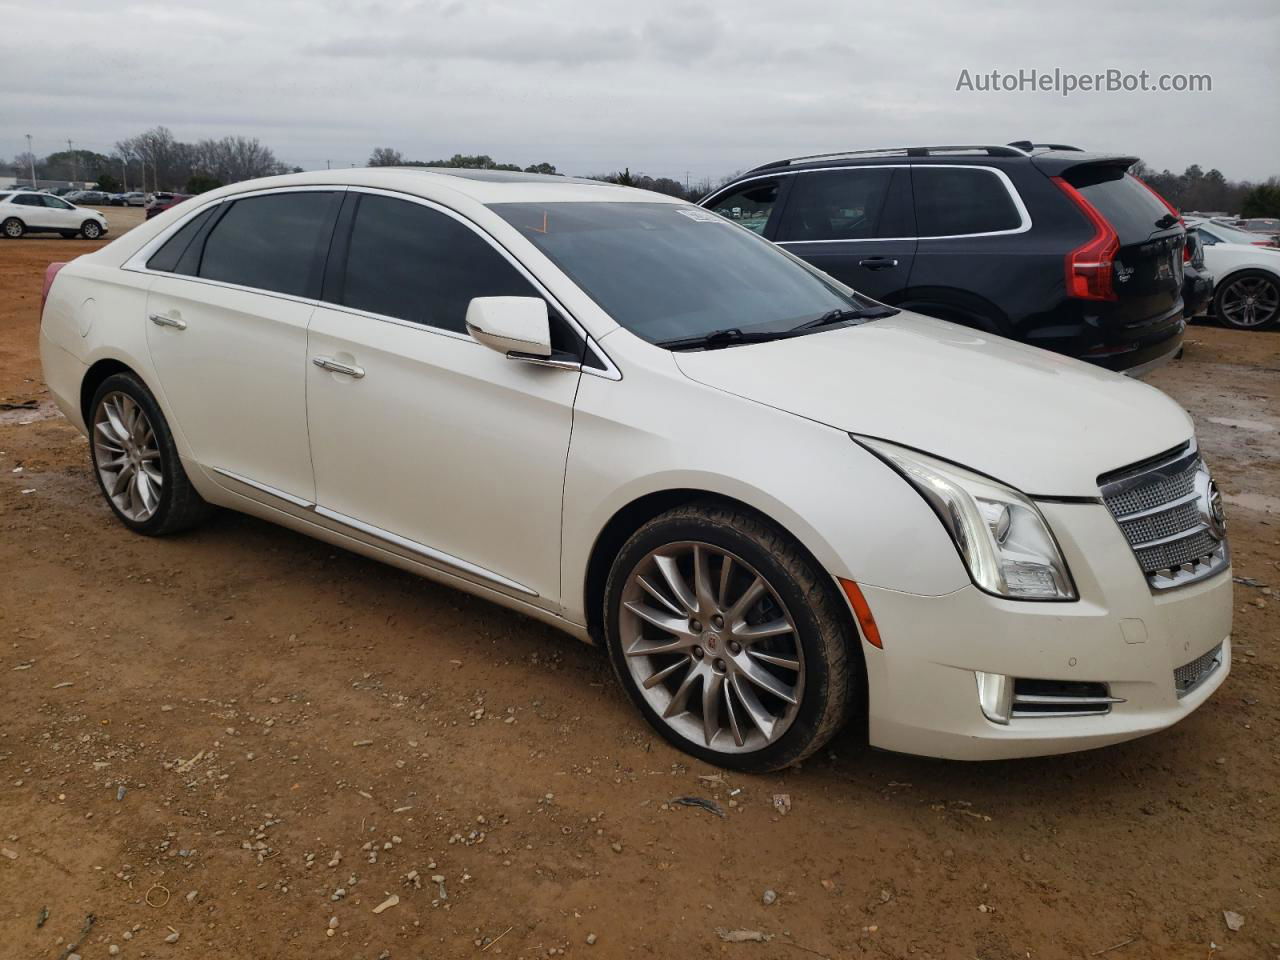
<box><xmin>913</xmin><ymin>168</ymin><xmax>1022</xmax><ymax>237</ymax></box>
<box><xmin>707</xmin><ymin>181</ymin><xmax>779</xmax><ymax>235</ymax></box>
<box><xmin>42</xmin><ymin>195</ymin><xmax>72</xmax><ymax>209</ymax></box>
<box><xmin>13</xmin><ymin>194</ymin><xmax>41</xmax><ymax>207</ymax></box>
<box><xmin>491</xmin><ymin>201</ymin><xmax>874</xmax><ymax>344</ymax></box>
<box><xmin>340</xmin><ymin>194</ymin><xmax>538</xmax><ymax>333</ymax></box>
<box><xmin>777</xmin><ymin>168</ymin><xmax>894</xmax><ymax>241</ymax></box>
<box><xmin>147</xmin><ymin>207</ymin><xmax>218</xmax><ymax>273</ymax></box>
<box><xmin>1064</xmin><ymin>170</ymin><xmax>1175</xmax><ymax>244</ymax></box>
<box><xmin>199</xmin><ymin>192</ymin><xmax>339</xmax><ymax>297</ymax></box>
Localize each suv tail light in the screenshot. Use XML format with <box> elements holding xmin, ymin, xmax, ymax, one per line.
<box><xmin>1052</xmin><ymin>177</ymin><xmax>1119</xmax><ymax>302</ymax></box>
<box><xmin>41</xmin><ymin>262</ymin><xmax>68</xmax><ymax>315</ymax></box>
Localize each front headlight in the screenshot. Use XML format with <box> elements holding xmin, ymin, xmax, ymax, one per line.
<box><xmin>857</xmin><ymin>437</ymin><xmax>1077</xmax><ymax>601</ymax></box>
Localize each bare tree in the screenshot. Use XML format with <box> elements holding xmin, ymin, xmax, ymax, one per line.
<box><xmin>368</xmin><ymin>147</ymin><xmax>405</xmax><ymax>167</ymax></box>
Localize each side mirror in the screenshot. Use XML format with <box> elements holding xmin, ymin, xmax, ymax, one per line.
<box><xmin>466</xmin><ymin>296</ymin><xmax>552</xmax><ymax>359</ymax></box>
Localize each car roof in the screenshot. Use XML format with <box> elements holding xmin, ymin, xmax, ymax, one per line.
<box><xmin>182</xmin><ymin>167</ymin><xmax>681</xmax><ymax>206</ymax></box>
<box><xmin>732</xmin><ymin>145</ymin><xmax>1137</xmax><ymax>180</ymax></box>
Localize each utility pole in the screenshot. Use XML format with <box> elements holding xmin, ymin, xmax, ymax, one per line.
<box><xmin>121</xmin><ymin>156</ymin><xmax>127</xmax><ymax>192</ymax></box>
<box><xmin>326</xmin><ymin>159</ymin><xmax>331</xmax><ymax>170</ymax></box>
<box><xmin>25</xmin><ymin>134</ymin><xmax>36</xmax><ymax>187</ymax></box>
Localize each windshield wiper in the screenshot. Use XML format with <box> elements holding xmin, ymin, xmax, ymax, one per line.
<box><xmin>656</xmin><ymin>327</ymin><xmax>799</xmax><ymax>351</ymax></box>
<box><xmin>790</xmin><ymin>305</ymin><xmax>897</xmax><ymax>332</ymax></box>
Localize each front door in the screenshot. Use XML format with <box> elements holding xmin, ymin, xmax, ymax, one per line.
<box><xmin>305</xmin><ymin>191</ymin><xmax>581</xmax><ymax>606</ymax></box>
<box><xmin>773</xmin><ymin>167</ymin><xmax>917</xmax><ymax>301</ymax></box>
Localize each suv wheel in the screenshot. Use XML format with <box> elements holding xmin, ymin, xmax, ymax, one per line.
<box><xmin>1215</xmin><ymin>270</ymin><xmax>1280</xmax><ymax>330</ymax></box>
<box><xmin>89</xmin><ymin>373</ymin><xmax>212</xmax><ymax>535</ymax></box>
<box><xmin>603</xmin><ymin>502</ymin><xmax>856</xmax><ymax>772</ymax></box>
<box><xmin>81</xmin><ymin>220</ymin><xmax>102</xmax><ymax>240</ymax></box>
<box><xmin>2</xmin><ymin>217</ymin><xmax>24</xmax><ymax>239</ymax></box>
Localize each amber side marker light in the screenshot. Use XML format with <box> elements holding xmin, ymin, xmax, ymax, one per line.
<box><xmin>838</xmin><ymin>578</ymin><xmax>882</xmax><ymax>649</ymax></box>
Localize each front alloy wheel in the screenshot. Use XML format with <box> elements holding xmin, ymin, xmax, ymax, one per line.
<box><xmin>604</xmin><ymin>502</ymin><xmax>857</xmax><ymax>772</ymax></box>
<box><xmin>620</xmin><ymin>542</ymin><xmax>805</xmax><ymax>753</ymax></box>
<box><xmin>81</xmin><ymin>220</ymin><xmax>102</xmax><ymax>240</ymax></box>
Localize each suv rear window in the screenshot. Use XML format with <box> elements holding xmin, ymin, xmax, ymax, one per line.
<box><xmin>1065</xmin><ymin>169</ymin><xmax>1177</xmax><ymax>243</ymax></box>
<box><xmin>913</xmin><ymin>167</ymin><xmax>1022</xmax><ymax>237</ymax></box>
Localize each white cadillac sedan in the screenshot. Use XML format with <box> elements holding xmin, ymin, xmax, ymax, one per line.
<box><xmin>39</xmin><ymin>169</ymin><xmax>1232</xmax><ymax>770</ymax></box>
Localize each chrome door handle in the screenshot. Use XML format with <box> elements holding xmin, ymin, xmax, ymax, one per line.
<box><xmin>312</xmin><ymin>356</ymin><xmax>366</xmax><ymax>379</ymax></box>
<box><xmin>149</xmin><ymin>313</ymin><xmax>186</xmax><ymax>330</ymax></box>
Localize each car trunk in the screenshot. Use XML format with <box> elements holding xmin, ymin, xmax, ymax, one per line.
<box><xmin>1034</xmin><ymin>153</ymin><xmax>1186</xmax><ymax>369</ymax></box>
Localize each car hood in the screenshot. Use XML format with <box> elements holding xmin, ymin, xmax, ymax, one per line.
<box><xmin>672</xmin><ymin>312</ymin><xmax>1193</xmax><ymax>497</ymax></box>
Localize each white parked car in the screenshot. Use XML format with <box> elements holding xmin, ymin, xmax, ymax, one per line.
<box><xmin>1186</xmin><ymin>218</ymin><xmax>1280</xmax><ymax>330</ymax></box>
<box><xmin>1</xmin><ymin>191</ymin><xmax>108</xmax><ymax>239</ymax></box>
<box><xmin>39</xmin><ymin>170</ymin><xmax>1232</xmax><ymax>769</ymax></box>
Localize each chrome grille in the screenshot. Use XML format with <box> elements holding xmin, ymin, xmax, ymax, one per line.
<box><xmin>1104</xmin><ymin>468</ymin><xmax>1195</xmax><ymax>517</ymax></box>
<box><xmin>1117</xmin><ymin>499</ymin><xmax>1200</xmax><ymax>546</ymax></box>
<box><xmin>1175</xmin><ymin>643</ymin><xmax>1224</xmax><ymax>698</ymax></box>
<box><xmin>1098</xmin><ymin>443</ymin><xmax>1229</xmax><ymax>591</ymax></box>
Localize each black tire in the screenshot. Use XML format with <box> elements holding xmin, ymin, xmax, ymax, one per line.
<box><xmin>88</xmin><ymin>372</ymin><xmax>212</xmax><ymax>536</ymax></box>
<box><xmin>603</xmin><ymin>501</ymin><xmax>858</xmax><ymax>772</ymax></box>
<box><xmin>1214</xmin><ymin>269</ymin><xmax>1280</xmax><ymax>331</ymax></box>
<box><xmin>2</xmin><ymin>217</ymin><xmax>24</xmax><ymax>239</ymax></box>
<box><xmin>80</xmin><ymin>220</ymin><xmax>102</xmax><ymax>240</ymax></box>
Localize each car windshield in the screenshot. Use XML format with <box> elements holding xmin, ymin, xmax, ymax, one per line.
<box><xmin>489</xmin><ymin>201</ymin><xmax>883</xmax><ymax>345</ymax></box>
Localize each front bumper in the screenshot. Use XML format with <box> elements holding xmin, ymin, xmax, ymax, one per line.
<box><xmin>861</xmin><ymin>500</ymin><xmax>1232</xmax><ymax>760</ymax></box>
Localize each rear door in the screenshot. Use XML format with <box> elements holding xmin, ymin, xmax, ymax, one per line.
<box><xmin>771</xmin><ymin>167</ymin><xmax>916</xmax><ymax>300</ymax></box>
<box><xmin>10</xmin><ymin>193</ymin><xmax>54</xmax><ymax>228</ymax></box>
<box><xmin>144</xmin><ymin>190</ymin><xmax>342</xmax><ymax>503</ymax></box>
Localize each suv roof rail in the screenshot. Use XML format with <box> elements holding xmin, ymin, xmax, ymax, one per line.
<box><xmin>746</xmin><ymin>144</ymin><xmax>1029</xmax><ymax>172</ymax></box>
<box><xmin>1008</xmin><ymin>141</ymin><xmax>1084</xmax><ymax>153</ymax></box>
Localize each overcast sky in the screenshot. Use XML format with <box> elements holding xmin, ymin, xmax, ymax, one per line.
<box><xmin>4</xmin><ymin>0</ymin><xmax>1277</xmax><ymax>183</ymax></box>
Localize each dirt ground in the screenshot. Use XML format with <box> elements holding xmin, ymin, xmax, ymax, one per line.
<box><xmin>1</xmin><ymin>211</ymin><xmax>1277</xmax><ymax>960</ymax></box>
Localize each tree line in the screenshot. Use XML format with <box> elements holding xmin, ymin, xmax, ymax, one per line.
<box><xmin>9</xmin><ymin>136</ymin><xmax>1279</xmax><ymax>216</ymax></box>
<box><xmin>9</xmin><ymin>126</ymin><xmax>298</xmax><ymax>195</ymax></box>
<box><xmin>1129</xmin><ymin>161</ymin><xmax>1278</xmax><ymax>217</ymax></box>
<box><xmin>367</xmin><ymin>147</ymin><xmax>722</xmax><ymax>201</ymax></box>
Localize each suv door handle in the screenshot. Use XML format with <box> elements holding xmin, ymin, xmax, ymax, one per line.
<box><xmin>149</xmin><ymin>313</ymin><xmax>186</xmax><ymax>330</ymax></box>
<box><xmin>857</xmin><ymin>257</ymin><xmax>899</xmax><ymax>270</ymax></box>
<box><xmin>312</xmin><ymin>356</ymin><xmax>366</xmax><ymax>379</ymax></box>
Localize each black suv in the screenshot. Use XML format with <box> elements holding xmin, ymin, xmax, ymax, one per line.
<box><xmin>700</xmin><ymin>144</ymin><xmax>1187</xmax><ymax>373</ymax></box>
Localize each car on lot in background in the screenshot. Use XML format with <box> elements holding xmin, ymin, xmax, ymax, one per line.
<box><xmin>38</xmin><ymin>168</ymin><xmax>1231</xmax><ymax>770</ymax></box>
<box><xmin>67</xmin><ymin>190</ymin><xmax>112</xmax><ymax>206</ymax></box>
<box><xmin>0</xmin><ymin>191</ymin><xmax>107</xmax><ymax>239</ymax></box>
<box><xmin>1186</xmin><ymin>218</ymin><xmax>1280</xmax><ymax>329</ymax></box>
<box><xmin>701</xmin><ymin>143</ymin><xmax>1188</xmax><ymax>375</ymax></box>
<box><xmin>144</xmin><ymin>192</ymin><xmax>192</xmax><ymax>219</ymax></box>
<box><xmin>122</xmin><ymin>191</ymin><xmax>146</xmax><ymax>207</ymax></box>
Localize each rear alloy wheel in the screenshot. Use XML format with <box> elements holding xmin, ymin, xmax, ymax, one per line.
<box><xmin>89</xmin><ymin>373</ymin><xmax>211</xmax><ymax>535</ymax></box>
<box><xmin>1215</xmin><ymin>270</ymin><xmax>1280</xmax><ymax>330</ymax></box>
<box><xmin>604</xmin><ymin>502</ymin><xmax>856</xmax><ymax>772</ymax></box>
<box><xmin>2</xmin><ymin>217</ymin><xmax>23</xmax><ymax>239</ymax></box>
<box><xmin>81</xmin><ymin>220</ymin><xmax>102</xmax><ymax>240</ymax></box>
